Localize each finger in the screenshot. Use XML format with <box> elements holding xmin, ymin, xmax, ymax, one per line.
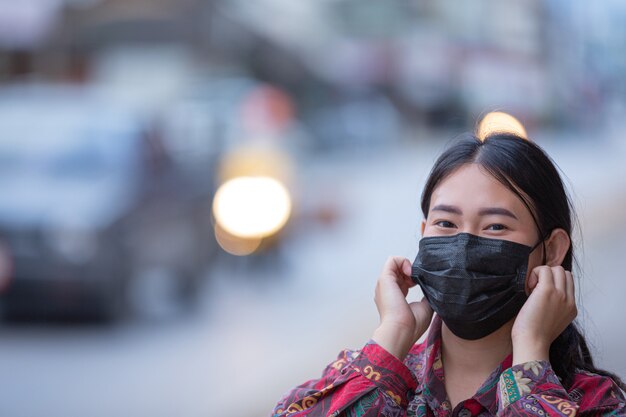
<box><xmin>387</xmin><ymin>256</ymin><xmax>415</xmax><ymax>289</ymax></box>
<box><xmin>384</xmin><ymin>256</ymin><xmax>408</xmax><ymax>277</ymax></box>
<box><xmin>379</xmin><ymin>257</ymin><xmax>412</xmax><ymax>296</ymax></box>
<box><xmin>534</xmin><ymin>265</ymin><xmax>555</xmax><ymax>291</ymax></box>
<box><xmin>401</xmin><ymin>258</ymin><xmax>416</xmax><ymax>287</ymax></box>
<box><xmin>551</xmin><ymin>266</ymin><xmax>567</xmax><ymax>295</ymax></box>
<box><xmin>527</xmin><ymin>265</ymin><xmax>552</xmax><ymax>292</ymax></box>
<box><xmin>564</xmin><ymin>270</ymin><xmax>575</xmax><ymax>302</ymax></box>
<box><xmin>398</xmin><ymin>275</ymin><xmax>417</xmax><ymax>294</ymax></box>
<box><xmin>382</xmin><ymin>256</ymin><xmax>397</xmax><ymax>273</ymax></box>
<box><xmin>381</xmin><ymin>257</ymin><xmax>402</xmax><ymax>284</ymax></box>
<box><xmin>402</xmin><ymin>258</ymin><xmax>412</xmax><ymax>277</ymax></box>
<box><xmin>391</xmin><ymin>257</ymin><xmax>411</xmax><ymax>279</ymax></box>
<box><xmin>410</xmin><ymin>297</ymin><xmax>433</xmax><ymax>314</ymax></box>
<box><xmin>526</xmin><ymin>269</ymin><xmax>539</xmax><ymax>294</ymax></box>
<box><xmin>409</xmin><ymin>298</ymin><xmax>433</xmax><ymax>322</ymax></box>
<box><xmin>565</xmin><ymin>271</ymin><xmax>578</xmax><ymax>320</ymax></box>
<box><xmin>418</xmin><ymin>296</ymin><xmax>432</xmax><ymax>311</ymax></box>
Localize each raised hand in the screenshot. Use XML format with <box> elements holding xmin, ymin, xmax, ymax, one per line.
<box><xmin>372</xmin><ymin>256</ymin><xmax>433</xmax><ymax>360</ymax></box>
<box><xmin>512</xmin><ymin>265</ymin><xmax>578</xmax><ymax>365</ymax></box>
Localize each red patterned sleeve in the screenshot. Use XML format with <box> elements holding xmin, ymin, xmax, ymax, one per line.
<box><xmin>496</xmin><ymin>360</ymin><xmax>626</xmax><ymax>417</ymax></box>
<box><xmin>271</xmin><ymin>340</ymin><xmax>418</xmax><ymax>417</ymax></box>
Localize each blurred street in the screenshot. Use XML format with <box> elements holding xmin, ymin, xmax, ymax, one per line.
<box><xmin>2</xmin><ymin>1</ymin><xmax>626</xmax><ymax>416</ymax></box>
<box><xmin>1</xmin><ymin>133</ymin><xmax>625</xmax><ymax>417</ymax></box>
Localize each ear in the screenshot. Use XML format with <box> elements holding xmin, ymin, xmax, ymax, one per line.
<box><xmin>544</xmin><ymin>228</ymin><xmax>571</xmax><ymax>267</ymax></box>
<box><xmin>420</xmin><ymin>220</ymin><xmax>426</xmax><ymax>236</ymax></box>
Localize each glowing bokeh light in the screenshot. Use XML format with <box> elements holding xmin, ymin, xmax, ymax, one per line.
<box><xmin>212</xmin><ymin>176</ymin><xmax>292</xmax><ymax>239</ymax></box>
<box><xmin>213</xmin><ymin>222</ymin><xmax>263</xmax><ymax>256</ymax></box>
<box><xmin>477</xmin><ymin>111</ymin><xmax>528</xmax><ymax>141</ymax></box>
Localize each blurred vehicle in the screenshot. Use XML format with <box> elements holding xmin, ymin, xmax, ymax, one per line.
<box><xmin>160</xmin><ymin>77</ymin><xmax>298</xmax><ymax>259</ymax></box>
<box><xmin>0</xmin><ymin>84</ymin><xmax>218</xmax><ymax>320</ymax></box>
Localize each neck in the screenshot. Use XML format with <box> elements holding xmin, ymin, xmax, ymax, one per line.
<box><xmin>441</xmin><ymin>319</ymin><xmax>514</xmax><ymax>375</ymax></box>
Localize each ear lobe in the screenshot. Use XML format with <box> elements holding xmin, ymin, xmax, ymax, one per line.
<box><xmin>545</xmin><ymin>228</ymin><xmax>571</xmax><ymax>267</ymax></box>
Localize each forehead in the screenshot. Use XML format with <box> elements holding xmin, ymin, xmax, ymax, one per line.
<box><xmin>429</xmin><ymin>164</ymin><xmax>531</xmax><ymax>217</ymax></box>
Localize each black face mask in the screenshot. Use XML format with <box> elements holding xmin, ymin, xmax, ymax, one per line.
<box><xmin>411</xmin><ymin>233</ymin><xmax>544</xmax><ymax>340</ymax></box>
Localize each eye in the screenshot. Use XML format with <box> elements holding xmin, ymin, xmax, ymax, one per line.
<box><xmin>435</xmin><ymin>220</ymin><xmax>456</xmax><ymax>228</ymax></box>
<box><xmin>486</xmin><ymin>223</ymin><xmax>508</xmax><ymax>231</ymax></box>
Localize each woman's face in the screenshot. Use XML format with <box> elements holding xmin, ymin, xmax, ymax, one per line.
<box><xmin>422</xmin><ymin>163</ymin><xmax>545</xmax><ymax>284</ymax></box>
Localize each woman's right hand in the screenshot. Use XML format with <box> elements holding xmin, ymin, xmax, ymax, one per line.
<box><xmin>372</xmin><ymin>256</ymin><xmax>433</xmax><ymax>360</ymax></box>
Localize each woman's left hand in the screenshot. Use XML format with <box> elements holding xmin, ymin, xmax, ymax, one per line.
<box><xmin>511</xmin><ymin>265</ymin><xmax>578</xmax><ymax>365</ymax></box>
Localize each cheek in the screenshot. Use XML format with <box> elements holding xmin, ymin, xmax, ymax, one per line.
<box><xmin>422</xmin><ymin>226</ymin><xmax>435</xmax><ymax>237</ymax></box>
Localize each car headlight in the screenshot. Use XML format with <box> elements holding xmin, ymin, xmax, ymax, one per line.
<box><xmin>47</xmin><ymin>229</ymin><xmax>99</xmax><ymax>264</ymax></box>
<box><xmin>212</xmin><ymin>176</ymin><xmax>292</xmax><ymax>239</ymax></box>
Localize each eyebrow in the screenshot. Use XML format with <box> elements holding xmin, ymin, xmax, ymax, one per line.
<box><xmin>431</xmin><ymin>204</ymin><xmax>518</xmax><ymax>220</ymax></box>
<box><xmin>431</xmin><ymin>204</ymin><xmax>462</xmax><ymax>215</ymax></box>
<box><xmin>478</xmin><ymin>207</ymin><xmax>518</xmax><ymax>220</ymax></box>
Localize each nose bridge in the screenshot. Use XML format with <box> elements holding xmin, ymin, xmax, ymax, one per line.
<box><xmin>458</xmin><ymin>220</ymin><xmax>480</xmax><ymax>236</ymax></box>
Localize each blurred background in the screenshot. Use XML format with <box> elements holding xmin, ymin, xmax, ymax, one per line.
<box><xmin>0</xmin><ymin>0</ymin><xmax>625</xmax><ymax>416</ymax></box>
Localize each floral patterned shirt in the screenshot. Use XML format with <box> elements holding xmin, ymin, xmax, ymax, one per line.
<box><xmin>271</xmin><ymin>316</ymin><xmax>626</xmax><ymax>417</ymax></box>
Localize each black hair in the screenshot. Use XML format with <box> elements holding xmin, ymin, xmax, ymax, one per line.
<box><xmin>420</xmin><ymin>132</ymin><xmax>626</xmax><ymax>390</ymax></box>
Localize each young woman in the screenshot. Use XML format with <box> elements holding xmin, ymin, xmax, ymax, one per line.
<box><xmin>271</xmin><ymin>132</ymin><xmax>626</xmax><ymax>417</ymax></box>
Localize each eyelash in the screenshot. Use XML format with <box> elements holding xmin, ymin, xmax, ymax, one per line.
<box><xmin>433</xmin><ymin>221</ymin><xmax>509</xmax><ymax>231</ymax></box>
<box><xmin>486</xmin><ymin>224</ymin><xmax>508</xmax><ymax>231</ymax></box>
<box><xmin>434</xmin><ymin>220</ymin><xmax>456</xmax><ymax>228</ymax></box>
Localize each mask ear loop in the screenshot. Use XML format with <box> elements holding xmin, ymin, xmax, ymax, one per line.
<box><xmin>530</xmin><ymin>232</ymin><xmax>549</xmax><ymax>265</ymax></box>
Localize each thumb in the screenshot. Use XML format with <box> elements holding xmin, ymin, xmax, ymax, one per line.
<box><xmin>525</xmin><ymin>269</ymin><xmax>539</xmax><ymax>295</ymax></box>
<box><xmin>409</xmin><ymin>297</ymin><xmax>433</xmax><ymax>332</ymax></box>
<box><xmin>402</xmin><ymin>259</ymin><xmax>412</xmax><ymax>277</ymax></box>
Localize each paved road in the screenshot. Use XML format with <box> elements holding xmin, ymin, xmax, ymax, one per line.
<box><xmin>0</xmin><ymin>134</ymin><xmax>625</xmax><ymax>417</ymax></box>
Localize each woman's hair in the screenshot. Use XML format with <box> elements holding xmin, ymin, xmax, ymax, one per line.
<box><xmin>420</xmin><ymin>132</ymin><xmax>625</xmax><ymax>390</ymax></box>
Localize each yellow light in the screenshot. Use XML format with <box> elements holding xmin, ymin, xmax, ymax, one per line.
<box><xmin>218</xmin><ymin>146</ymin><xmax>293</xmax><ymax>184</ymax></box>
<box><xmin>477</xmin><ymin>111</ymin><xmax>528</xmax><ymax>141</ymax></box>
<box><xmin>212</xmin><ymin>176</ymin><xmax>292</xmax><ymax>239</ymax></box>
<box><xmin>213</xmin><ymin>223</ymin><xmax>262</xmax><ymax>256</ymax></box>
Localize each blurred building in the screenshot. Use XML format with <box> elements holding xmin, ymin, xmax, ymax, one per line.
<box><xmin>1</xmin><ymin>0</ymin><xmax>626</xmax><ymax>134</ymax></box>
